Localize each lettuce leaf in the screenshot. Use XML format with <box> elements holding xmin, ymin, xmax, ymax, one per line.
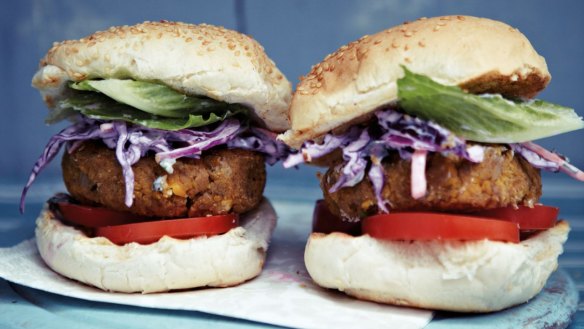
<box><xmin>56</xmin><ymin>93</ymin><xmax>243</xmax><ymax>130</ymax></box>
<box><xmin>397</xmin><ymin>67</ymin><xmax>584</xmax><ymax>143</ymax></box>
<box><xmin>70</xmin><ymin>79</ymin><xmax>230</xmax><ymax>118</ymax></box>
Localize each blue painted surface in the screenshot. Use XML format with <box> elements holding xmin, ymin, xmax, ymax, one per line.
<box><xmin>1</xmin><ymin>0</ymin><xmax>583</xmax><ymax>183</ymax></box>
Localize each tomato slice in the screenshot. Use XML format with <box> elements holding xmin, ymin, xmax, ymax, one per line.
<box><xmin>312</xmin><ymin>200</ymin><xmax>361</xmax><ymax>235</ymax></box>
<box><xmin>95</xmin><ymin>214</ymin><xmax>239</xmax><ymax>245</ymax></box>
<box><xmin>362</xmin><ymin>213</ymin><xmax>520</xmax><ymax>243</ymax></box>
<box><xmin>470</xmin><ymin>205</ymin><xmax>558</xmax><ymax>230</ymax></box>
<box><xmin>56</xmin><ymin>202</ymin><xmax>146</xmax><ymax>228</ymax></box>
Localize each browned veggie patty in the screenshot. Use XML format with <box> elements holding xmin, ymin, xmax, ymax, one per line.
<box><xmin>62</xmin><ymin>141</ymin><xmax>266</xmax><ymax>217</ymax></box>
<box><xmin>321</xmin><ymin>145</ymin><xmax>542</xmax><ymax>220</ymax></box>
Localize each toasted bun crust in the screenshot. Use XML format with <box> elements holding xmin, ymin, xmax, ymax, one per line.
<box><xmin>280</xmin><ymin>15</ymin><xmax>550</xmax><ymax>148</ymax></box>
<box><xmin>32</xmin><ymin>21</ymin><xmax>291</xmax><ymax>132</ymax></box>
<box><xmin>36</xmin><ymin>198</ymin><xmax>277</xmax><ymax>293</ymax></box>
<box><xmin>305</xmin><ymin>221</ymin><xmax>569</xmax><ymax>312</ymax></box>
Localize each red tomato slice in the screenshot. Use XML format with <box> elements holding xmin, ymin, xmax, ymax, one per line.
<box><xmin>57</xmin><ymin>202</ymin><xmax>146</xmax><ymax>228</ymax></box>
<box><xmin>95</xmin><ymin>214</ymin><xmax>239</xmax><ymax>245</ymax></box>
<box><xmin>362</xmin><ymin>213</ymin><xmax>520</xmax><ymax>243</ymax></box>
<box><xmin>470</xmin><ymin>205</ymin><xmax>558</xmax><ymax>230</ymax></box>
<box><xmin>312</xmin><ymin>200</ymin><xmax>361</xmax><ymax>235</ymax></box>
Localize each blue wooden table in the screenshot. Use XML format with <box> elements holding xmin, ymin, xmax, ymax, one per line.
<box><xmin>0</xmin><ymin>174</ymin><xmax>581</xmax><ymax>328</ymax></box>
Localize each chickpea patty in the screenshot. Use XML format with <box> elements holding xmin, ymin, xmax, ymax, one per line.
<box><xmin>62</xmin><ymin>141</ymin><xmax>266</xmax><ymax>218</ymax></box>
<box><xmin>321</xmin><ymin>145</ymin><xmax>542</xmax><ymax>220</ymax></box>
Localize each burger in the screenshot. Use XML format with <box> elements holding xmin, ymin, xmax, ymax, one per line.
<box><xmin>20</xmin><ymin>21</ymin><xmax>292</xmax><ymax>293</ymax></box>
<box><xmin>280</xmin><ymin>15</ymin><xmax>583</xmax><ymax>312</ymax></box>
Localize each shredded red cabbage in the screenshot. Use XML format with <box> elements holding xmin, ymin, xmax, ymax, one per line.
<box><xmin>285</xmin><ymin>108</ymin><xmax>581</xmax><ymax>214</ymax></box>
<box><xmin>227</xmin><ymin>127</ymin><xmax>291</xmax><ymax>166</ymax></box>
<box><xmin>21</xmin><ymin>118</ymin><xmax>290</xmax><ymax>213</ymax></box>
<box><xmin>510</xmin><ymin>143</ymin><xmax>560</xmax><ymax>172</ymax></box>
<box><xmin>514</xmin><ymin>142</ymin><xmax>584</xmax><ymax>181</ymax></box>
<box><xmin>284</xmin><ymin>108</ymin><xmax>486</xmax><ymax>213</ymax></box>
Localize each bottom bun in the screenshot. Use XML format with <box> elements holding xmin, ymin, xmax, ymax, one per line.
<box><xmin>36</xmin><ymin>197</ymin><xmax>277</xmax><ymax>293</ymax></box>
<box><xmin>304</xmin><ymin>221</ymin><xmax>569</xmax><ymax>312</ymax></box>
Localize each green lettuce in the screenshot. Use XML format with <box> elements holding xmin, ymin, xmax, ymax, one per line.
<box><xmin>70</xmin><ymin>79</ymin><xmax>229</xmax><ymax>118</ymax></box>
<box><xmin>54</xmin><ymin>90</ymin><xmax>244</xmax><ymax>131</ymax></box>
<box><xmin>48</xmin><ymin>79</ymin><xmax>247</xmax><ymax>130</ymax></box>
<box><xmin>397</xmin><ymin>68</ymin><xmax>584</xmax><ymax>143</ymax></box>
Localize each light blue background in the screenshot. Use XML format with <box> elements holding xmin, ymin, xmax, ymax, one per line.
<box><xmin>1</xmin><ymin>0</ymin><xmax>583</xmax><ymax>185</ymax></box>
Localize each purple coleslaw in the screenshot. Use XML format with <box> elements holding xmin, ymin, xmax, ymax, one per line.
<box><xmin>20</xmin><ymin>117</ymin><xmax>290</xmax><ymax>213</ymax></box>
<box><xmin>284</xmin><ymin>108</ymin><xmax>571</xmax><ymax>214</ymax></box>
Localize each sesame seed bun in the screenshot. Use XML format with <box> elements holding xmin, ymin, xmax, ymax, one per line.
<box><xmin>32</xmin><ymin>21</ymin><xmax>292</xmax><ymax>132</ymax></box>
<box><xmin>279</xmin><ymin>15</ymin><xmax>550</xmax><ymax>148</ymax></box>
<box><xmin>304</xmin><ymin>221</ymin><xmax>569</xmax><ymax>312</ymax></box>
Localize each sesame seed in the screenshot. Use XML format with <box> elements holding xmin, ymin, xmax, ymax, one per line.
<box><xmin>404</xmin><ymin>57</ymin><xmax>412</xmax><ymax>63</ymax></box>
<box><xmin>433</xmin><ymin>26</ymin><xmax>440</xmax><ymax>31</ymax></box>
<box><xmin>457</xmin><ymin>15</ymin><xmax>466</xmax><ymax>21</ymax></box>
<box><xmin>404</xmin><ymin>44</ymin><xmax>409</xmax><ymax>51</ymax></box>
<box><xmin>437</xmin><ymin>22</ymin><xmax>446</xmax><ymax>26</ymax></box>
<box><xmin>418</xmin><ymin>41</ymin><xmax>425</xmax><ymax>47</ymax></box>
<box><xmin>404</xmin><ymin>31</ymin><xmax>413</xmax><ymax>37</ymax></box>
<box><xmin>374</xmin><ymin>40</ymin><xmax>381</xmax><ymax>45</ymax></box>
<box><xmin>391</xmin><ymin>42</ymin><xmax>399</xmax><ymax>48</ymax></box>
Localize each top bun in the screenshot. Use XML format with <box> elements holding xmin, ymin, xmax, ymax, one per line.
<box><xmin>32</xmin><ymin>21</ymin><xmax>292</xmax><ymax>132</ymax></box>
<box><xmin>280</xmin><ymin>15</ymin><xmax>550</xmax><ymax>148</ymax></box>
